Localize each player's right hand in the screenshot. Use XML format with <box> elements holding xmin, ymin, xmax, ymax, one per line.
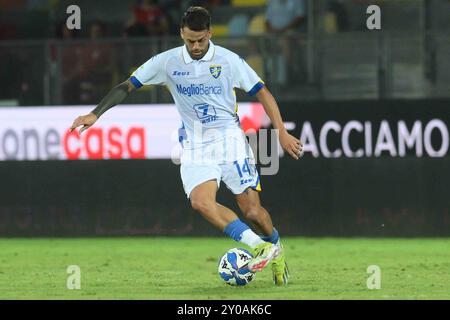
<box><xmin>70</xmin><ymin>113</ymin><xmax>98</xmax><ymax>134</ymax></box>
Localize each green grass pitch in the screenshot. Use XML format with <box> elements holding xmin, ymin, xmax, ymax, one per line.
<box><xmin>0</xmin><ymin>237</ymin><xmax>449</xmax><ymax>299</ymax></box>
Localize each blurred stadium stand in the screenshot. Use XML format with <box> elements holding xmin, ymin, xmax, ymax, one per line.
<box><xmin>0</xmin><ymin>0</ymin><xmax>450</xmax><ymax>106</ymax></box>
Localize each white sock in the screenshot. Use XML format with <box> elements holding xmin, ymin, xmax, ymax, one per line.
<box><xmin>240</xmin><ymin>229</ymin><xmax>266</xmax><ymax>248</ymax></box>
<box><xmin>275</xmin><ymin>239</ymin><xmax>283</xmax><ymax>255</ymax></box>
<box><xmin>275</xmin><ymin>239</ymin><xmax>281</xmax><ymax>247</ymax></box>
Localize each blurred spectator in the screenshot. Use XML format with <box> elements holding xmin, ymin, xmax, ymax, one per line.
<box><xmin>88</xmin><ymin>21</ymin><xmax>107</xmax><ymax>40</ymax></box>
<box><xmin>157</xmin><ymin>0</ymin><xmax>185</xmax><ymax>35</ymax></box>
<box><xmin>265</xmin><ymin>0</ymin><xmax>307</xmax><ymax>34</ymax></box>
<box><xmin>265</xmin><ymin>0</ymin><xmax>307</xmax><ymax>86</ymax></box>
<box><xmin>55</xmin><ymin>20</ymin><xmax>80</xmax><ymax>40</ymax></box>
<box><xmin>327</xmin><ymin>0</ymin><xmax>350</xmax><ymax>32</ymax></box>
<box><xmin>57</xmin><ymin>22</ymin><xmax>83</xmax><ymax>104</ymax></box>
<box><xmin>79</xmin><ymin>22</ymin><xmax>116</xmax><ymax>104</ymax></box>
<box><xmin>0</xmin><ymin>48</ymin><xmax>19</xmax><ymax>103</ymax></box>
<box><xmin>0</xmin><ymin>0</ymin><xmax>22</xmax><ymax>39</ymax></box>
<box><xmin>27</xmin><ymin>0</ymin><xmax>52</xmax><ymax>10</ymax></box>
<box><xmin>125</xmin><ymin>0</ymin><xmax>170</xmax><ymax>37</ymax></box>
<box><xmin>0</xmin><ymin>21</ymin><xmax>17</xmax><ymax>40</ymax></box>
<box><xmin>180</xmin><ymin>0</ymin><xmax>223</xmax><ymax>13</ymax></box>
<box><xmin>60</xmin><ymin>21</ymin><xmax>116</xmax><ymax>105</ymax></box>
<box><xmin>0</xmin><ymin>0</ymin><xmax>26</xmax><ymax>10</ymax></box>
<box><xmin>246</xmin><ymin>42</ymin><xmax>265</xmax><ymax>81</ymax></box>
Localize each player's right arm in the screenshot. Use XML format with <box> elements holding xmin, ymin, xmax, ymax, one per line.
<box><xmin>70</xmin><ymin>79</ymin><xmax>138</xmax><ymax>134</ymax></box>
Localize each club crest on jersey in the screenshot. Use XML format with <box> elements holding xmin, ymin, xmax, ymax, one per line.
<box><xmin>209</xmin><ymin>65</ymin><xmax>222</xmax><ymax>79</ymax></box>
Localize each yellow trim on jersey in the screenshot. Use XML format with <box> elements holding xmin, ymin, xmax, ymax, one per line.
<box><xmin>233</xmin><ymin>88</ymin><xmax>238</xmax><ymax>113</ymax></box>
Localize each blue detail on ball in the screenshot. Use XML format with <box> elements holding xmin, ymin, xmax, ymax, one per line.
<box><xmin>237</xmin><ymin>267</ymin><xmax>251</xmax><ymax>275</ymax></box>
<box><xmin>220</xmin><ymin>272</ymin><xmax>233</xmax><ymax>282</ymax></box>
<box><xmin>218</xmin><ymin>248</ymin><xmax>256</xmax><ymax>286</ymax></box>
<box><xmin>233</xmin><ymin>273</ymin><xmax>248</xmax><ymax>286</ymax></box>
<box><xmin>227</xmin><ymin>252</ymin><xmax>239</xmax><ymax>270</ymax></box>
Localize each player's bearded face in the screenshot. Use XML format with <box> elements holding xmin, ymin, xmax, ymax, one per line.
<box><xmin>181</xmin><ymin>27</ymin><xmax>212</xmax><ymax>60</ymax></box>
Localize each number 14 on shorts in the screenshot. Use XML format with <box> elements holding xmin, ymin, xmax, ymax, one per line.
<box><xmin>233</xmin><ymin>159</ymin><xmax>253</xmax><ymax>181</ymax></box>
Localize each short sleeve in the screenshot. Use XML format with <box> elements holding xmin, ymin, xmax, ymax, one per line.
<box><xmin>130</xmin><ymin>53</ymin><xmax>168</xmax><ymax>88</ymax></box>
<box><xmin>231</xmin><ymin>55</ymin><xmax>265</xmax><ymax>96</ymax></box>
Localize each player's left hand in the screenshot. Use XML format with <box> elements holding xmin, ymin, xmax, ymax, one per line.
<box><xmin>279</xmin><ymin>131</ymin><xmax>303</xmax><ymax>160</ymax></box>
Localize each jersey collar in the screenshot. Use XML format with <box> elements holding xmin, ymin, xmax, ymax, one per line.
<box><xmin>182</xmin><ymin>40</ymin><xmax>215</xmax><ymax>64</ymax></box>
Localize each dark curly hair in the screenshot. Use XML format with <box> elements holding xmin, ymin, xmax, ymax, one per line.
<box><xmin>180</xmin><ymin>6</ymin><xmax>211</xmax><ymax>31</ymax></box>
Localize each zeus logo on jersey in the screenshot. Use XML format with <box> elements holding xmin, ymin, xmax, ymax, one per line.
<box><xmin>172</xmin><ymin>71</ymin><xmax>190</xmax><ymax>76</ymax></box>
<box><xmin>176</xmin><ymin>84</ymin><xmax>222</xmax><ymax>97</ymax></box>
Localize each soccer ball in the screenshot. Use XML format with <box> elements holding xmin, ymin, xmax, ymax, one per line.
<box><xmin>218</xmin><ymin>248</ymin><xmax>255</xmax><ymax>286</ymax></box>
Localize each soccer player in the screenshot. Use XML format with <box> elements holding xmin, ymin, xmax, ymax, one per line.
<box><xmin>70</xmin><ymin>6</ymin><xmax>303</xmax><ymax>285</ymax></box>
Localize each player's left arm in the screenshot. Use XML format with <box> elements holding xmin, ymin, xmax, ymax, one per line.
<box><xmin>255</xmin><ymin>86</ymin><xmax>303</xmax><ymax>160</ymax></box>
